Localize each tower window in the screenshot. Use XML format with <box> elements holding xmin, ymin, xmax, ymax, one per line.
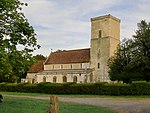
<box><xmin>98</xmin><ymin>63</ymin><xmax>100</xmax><ymax>69</ymax></box>
<box><xmin>99</xmin><ymin>30</ymin><xmax>102</xmax><ymax>38</ymax></box>
<box><xmin>97</xmin><ymin>49</ymin><xmax>101</xmax><ymax>59</ymax></box>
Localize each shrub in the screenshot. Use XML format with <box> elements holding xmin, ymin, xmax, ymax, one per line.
<box><xmin>130</xmin><ymin>81</ymin><xmax>150</xmax><ymax>95</ymax></box>
<box><xmin>102</xmin><ymin>84</ymin><xmax>130</xmax><ymax>95</ymax></box>
<box><xmin>0</xmin><ymin>82</ymin><xmax>150</xmax><ymax>95</ymax></box>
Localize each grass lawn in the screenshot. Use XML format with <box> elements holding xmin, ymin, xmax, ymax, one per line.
<box><xmin>0</xmin><ymin>97</ymin><xmax>49</xmax><ymax>113</ymax></box>
<box><xmin>0</xmin><ymin>96</ymin><xmax>116</xmax><ymax>113</ymax></box>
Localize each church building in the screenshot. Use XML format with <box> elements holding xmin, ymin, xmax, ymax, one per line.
<box><xmin>25</xmin><ymin>14</ymin><xmax>120</xmax><ymax>83</ymax></box>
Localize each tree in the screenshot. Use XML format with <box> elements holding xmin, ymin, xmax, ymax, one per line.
<box><xmin>108</xmin><ymin>39</ymin><xmax>133</xmax><ymax>83</ymax></box>
<box><xmin>131</xmin><ymin>20</ymin><xmax>150</xmax><ymax>82</ymax></box>
<box><xmin>33</xmin><ymin>54</ymin><xmax>46</xmax><ymax>62</ymax></box>
<box><xmin>0</xmin><ymin>0</ymin><xmax>40</xmax><ymax>82</ymax></box>
<box><xmin>109</xmin><ymin>20</ymin><xmax>150</xmax><ymax>83</ymax></box>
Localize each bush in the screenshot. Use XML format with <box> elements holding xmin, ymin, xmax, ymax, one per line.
<box><xmin>102</xmin><ymin>84</ymin><xmax>130</xmax><ymax>95</ymax></box>
<box><xmin>130</xmin><ymin>81</ymin><xmax>150</xmax><ymax>95</ymax></box>
<box><xmin>0</xmin><ymin>82</ymin><xmax>150</xmax><ymax>95</ymax></box>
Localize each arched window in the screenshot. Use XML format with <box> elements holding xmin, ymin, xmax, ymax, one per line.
<box><xmin>43</xmin><ymin>76</ymin><xmax>46</xmax><ymax>82</ymax></box>
<box><xmin>53</xmin><ymin>76</ymin><xmax>57</xmax><ymax>83</ymax></box>
<box><xmin>63</xmin><ymin>76</ymin><xmax>67</xmax><ymax>83</ymax></box>
<box><xmin>73</xmin><ymin>76</ymin><xmax>77</xmax><ymax>83</ymax></box>
<box><xmin>32</xmin><ymin>79</ymin><xmax>35</xmax><ymax>84</ymax></box>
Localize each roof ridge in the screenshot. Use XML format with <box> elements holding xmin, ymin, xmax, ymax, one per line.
<box><xmin>54</xmin><ymin>48</ymin><xmax>90</xmax><ymax>53</ymax></box>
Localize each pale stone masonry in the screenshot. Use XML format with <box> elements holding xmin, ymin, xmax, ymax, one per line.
<box><xmin>25</xmin><ymin>14</ymin><xmax>120</xmax><ymax>83</ymax></box>
<box><xmin>90</xmin><ymin>14</ymin><xmax>120</xmax><ymax>82</ymax></box>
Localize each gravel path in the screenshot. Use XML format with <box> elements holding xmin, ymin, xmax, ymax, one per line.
<box><xmin>3</xmin><ymin>94</ymin><xmax>150</xmax><ymax>113</ymax></box>
<box><xmin>59</xmin><ymin>97</ymin><xmax>150</xmax><ymax>113</ymax></box>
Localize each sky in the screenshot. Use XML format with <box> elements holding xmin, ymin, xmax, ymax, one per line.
<box><xmin>20</xmin><ymin>0</ymin><xmax>150</xmax><ymax>56</ymax></box>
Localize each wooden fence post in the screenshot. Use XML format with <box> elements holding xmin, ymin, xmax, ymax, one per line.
<box><xmin>49</xmin><ymin>95</ymin><xmax>59</xmax><ymax>113</ymax></box>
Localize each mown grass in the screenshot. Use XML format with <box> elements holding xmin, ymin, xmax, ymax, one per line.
<box><xmin>60</xmin><ymin>102</ymin><xmax>116</xmax><ymax>113</ymax></box>
<box><xmin>0</xmin><ymin>95</ymin><xmax>116</xmax><ymax>113</ymax></box>
<box><xmin>0</xmin><ymin>97</ymin><xmax>49</xmax><ymax>113</ymax></box>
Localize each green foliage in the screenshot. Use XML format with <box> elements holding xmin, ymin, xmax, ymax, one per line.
<box><xmin>132</xmin><ymin>20</ymin><xmax>150</xmax><ymax>82</ymax></box>
<box><xmin>0</xmin><ymin>82</ymin><xmax>150</xmax><ymax>95</ymax></box>
<box><xmin>0</xmin><ymin>0</ymin><xmax>40</xmax><ymax>82</ymax></box>
<box><xmin>102</xmin><ymin>84</ymin><xmax>130</xmax><ymax>95</ymax></box>
<box><xmin>130</xmin><ymin>81</ymin><xmax>150</xmax><ymax>95</ymax></box>
<box><xmin>33</xmin><ymin>54</ymin><xmax>46</xmax><ymax>62</ymax></box>
<box><xmin>109</xmin><ymin>20</ymin><xmax>150</xmax><ymax>83</ymax></box>
<box><xmin>108</xmin><ymin>40</ymin><xmax>132</xmax><ymax>83</ymax></box>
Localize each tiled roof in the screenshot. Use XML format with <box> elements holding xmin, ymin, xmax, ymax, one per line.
<box><xmin>28</xmin><ymin>60</ymin><xmax>44</xmax><ymax>73</ymax></box>
<box><xmin>45</xmin><ymin>48</ymin><xmax>90</xmax><ymax>64</ymax></box>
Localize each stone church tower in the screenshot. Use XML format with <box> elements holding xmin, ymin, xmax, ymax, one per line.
<box><xmin>25</xmin><ymin>14</ymin><xmax>121</xmax><ymax>84</ymax></box>
<box><xmin>90</xmin><ymin>14</ymin><xmax>120</xmax><ymax>82</ymax></box>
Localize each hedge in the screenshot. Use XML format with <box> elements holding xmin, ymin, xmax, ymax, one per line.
<box><xmin>130</xmin><ymin>81</ymin><xmax>150</xmax><ymax>95</ymax></box>
<box><xmin>0</xmin><ymin>82</ymin><xmax>150</xmax><ymax>95</ymax></box>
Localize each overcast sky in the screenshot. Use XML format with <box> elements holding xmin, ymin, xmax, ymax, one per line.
<box><xmin>21</xmin><ymin>0</ymin><xmax>150</xmax><ymax>56</ymax></box>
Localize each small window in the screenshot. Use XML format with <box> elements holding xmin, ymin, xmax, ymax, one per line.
<box><xmin>99</xmin><ymin>30</ymin><xmax>102</xmax><ymax>38</ymax></box>
<box><xmin>98</xmin><ymin>63</ymin><xmax>100</xmax><ymax>69</ymax></box>
<box><xmin>53</xmin><ymin>65</ymin><xmax>54</xmax><ymax>70</ymax></box>
<box><xmin>61</xmin><ymin>65</ymin><xmax>63</xmax><ymax>69</ymax></box>
<box><xmin>70</xmin><ymin>64</ymin><xmax>72</xmax><ymax>69</ymax></box>
<box><xmin>97</xmin><ymin>49</ymin><xmax>101</xmax><ymax>59</ymax></box>
<box><xmin>99</xmin><ymin>49</ymin><xmax>101</xmax><ymax>54</ymax></box>
<box><xmin>80</xmin><ymin>64</ymin><xmax>82</xmax><ymax>68</ymax></box>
